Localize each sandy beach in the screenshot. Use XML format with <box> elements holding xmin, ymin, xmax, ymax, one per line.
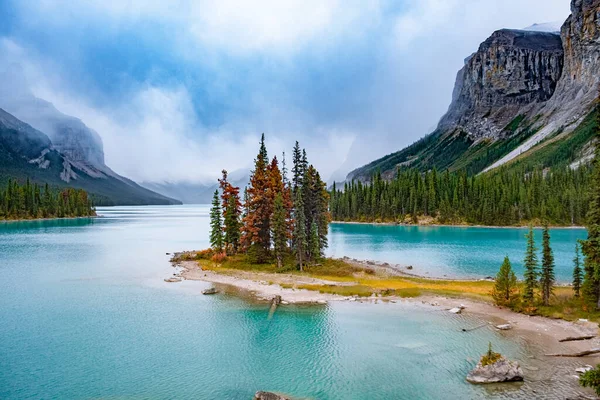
<box><xmin>172</xmin><ymin>258</ymin><xmax>599</xmax><ymax>351</ymax></box>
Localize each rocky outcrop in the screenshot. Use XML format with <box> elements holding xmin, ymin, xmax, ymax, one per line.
<box><xmin>466</xmin><ymin>357</ymin><xmax>524</xmax><ymax>384</ymax></box>
<box><xmin>484</xmin><ymin>0</ymin><xmax>600</xmax><ymax>171</ymax></box>
<box><xmin>439</xmin><ymin>29</ymin><xmax>564</xmax><ymax>140</ymax></box>
<box><xmin>253</xmin><ymin>391</ymin><xmax>291</xmax><ymax>400</ymax></box>
<box><xmin>348</xmin><ymin>0</ymin><xmax>600</xmax><ymax>181</ymax></box>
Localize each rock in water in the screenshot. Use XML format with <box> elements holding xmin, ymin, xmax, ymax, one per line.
<box><xmin>202</xmin><ymin>287</ymin><xmax>218</xmax><ymax>295</ymax></box>
<box><xmin>449</xmin><ymin>307</ymin><xmax>462</xmax><ymax>314</ymax></box>
<box><xmin>254</xmin><ymin>391</ymin><xmax>291</xmax><ymax>400</ymax></box>
<box><xmin>495</xmin><ymin>324</ymin><xmax>512</xmax><ymax>330</ymax></box>
<box><xmin>466</xmin><ymin>357</ymin><xmax>524</xmax><ymax>384</ymax></box>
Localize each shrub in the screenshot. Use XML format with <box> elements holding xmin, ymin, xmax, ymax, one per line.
<box><xmin>580</xmin><ymin>367</ymin><xmax>600</xmax><ymax>395</ymax></box>
<box><xmin>480</xmin><ymin>342</ymin><xmax>502</xmax><ymax>366</ymax></box>
<box><xmin>211</xmin><ymin>252</ymin><xmax>228</xmax><ymax>263</ymax></box>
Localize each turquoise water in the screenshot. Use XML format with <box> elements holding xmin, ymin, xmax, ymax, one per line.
<box><xmin>0</xmin><ymin>206</ymin><xmax>588</xmax><ymax>399</ymax></box>
<box><xmin>328</xmin><ymin>223</ymin><xmax>587</xmax><ymax>282</ymax></box>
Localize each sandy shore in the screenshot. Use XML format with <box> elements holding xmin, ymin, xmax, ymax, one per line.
<box><xmin>168</xmin><ymin>256</ymin><xmax>600</xmax><ymax>397</ymax></box>
<box><xmin>172</xmin><ymin>259</ymin><xmax>598</xmax><ymax>349</ymax></box>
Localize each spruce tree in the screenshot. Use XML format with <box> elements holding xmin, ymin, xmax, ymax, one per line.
<box><xmin>209</xmin><ymin>190</ymin><xmax>224</xmax><ymax>252</ymax></box>
<box><xmin>293</xmin><ymin>189</ymin><xmax>307</xmax><ymax>271</ymax></box>
<box><xmin>309</xmin><ymin>221</ymin><xmax>320</xmax><ymax>262</ymax></box>
<box><xmin>271</xmin><ymin>193</ymin><xmax>287</xmax><ymax>269</ymax></box>
<box><xmin>523</xmin><ymin>226</ymin><xmax>538</xmax><ymax>304</ymax></box>
<box><xmin>581</xmin><ymin>96</ymin><xmax>600</xmax><ymax>308</ymax></box>
<box><xmin>224</xmin><ymin>195</ymin><xmax>241</xmax><ymax>254</ymax></box>
<box><xmin>540</xmin><ymin>226</ymin><xmax>555</xmax><ymax>306</ymax></box>
<box><xmin>573</xmin><ymin>242</ymin><xmax>583</xmax><ymax>298</ymax></box>
<box><xmin>492</xmin><ymin>256</ymin><xmax>518</xmax><ymax>307</ymax></box>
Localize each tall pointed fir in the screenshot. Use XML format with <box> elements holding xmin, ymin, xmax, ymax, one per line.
<box><xmin>581</xmin><ymin>92</ymin><xmax>600</xmax><ymax>308</ymax></box>
<box><xmin>492</xmin><ymin>256</ymin><xmax>518</xmax><ymax>307</ymax></box>
<box><xmin>271</xmin><ymin>193</ymin><xmax>287</xmax><ymax>269</ymax></box>
<box><xmin>219</xmin><ymin>170</ymin><xmax>242</xmax><ymax>254</ymax></box>
<box><xmin>573</xmin><ymin>242</ymin><xmax>583</xmax><ymax>298</ymax></box>
<box><xmin>540</xmin><ymin>226</ymin><xmax>555</xmax><ymax>306</ymax></box>
<box><xmin>210</xmin><ymin>190</ymin><xmax>224</xmax><ymax>252</ymax></box>
<box><xmin>522</xmin><ymin>226</ymin><xmax>538</xmax><ymax>304</ymax></box>
<box><xmin>293</xmin><ymin>189</ymin><xmax>307</xmax><ymax>271</ymax></box>
<box><xmin>242</xmin><ymin>134</ymin><xmax>272</xmax><ymax>262</ymax></box>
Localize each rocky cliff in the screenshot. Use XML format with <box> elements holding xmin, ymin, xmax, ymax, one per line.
<box><xmin>349</xmin><ymin>0</ymin><xmax>600</xmax><ymax>181</ymax></box>
<box><xmin>439</xmin><ymin>29</ymin><xmax>564</xmax><ymax>140</ymax></box>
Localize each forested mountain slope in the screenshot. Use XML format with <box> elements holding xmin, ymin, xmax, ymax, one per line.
<box><xmin>349</xmin><ymin>0</ymin><xmax>600</xmax><ymax>182</ymax></box>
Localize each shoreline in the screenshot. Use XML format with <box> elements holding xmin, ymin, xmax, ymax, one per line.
<box><xmin>0</xmin><ymin>215</ymin><xmax>97</xmax><ymax>223</ymax></box>
<box><xmin>169</xmin><ymin>254</ymin><xmax>600</xmax><ymax>396</ymax></box>
<box><xmin>331</xmin><ymin>220</ymin><xmax>587</xmax><ymax>230</ymax></box>
<box><xmin>170</xmin><ymin>257</ymin><xmax>600</xmax><ymax>361</ymax></box>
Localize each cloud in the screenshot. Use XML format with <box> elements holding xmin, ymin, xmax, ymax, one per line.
<box><xmin>0</xmin><ymin>0</ymin><xmax>571</xmax><ymax>184</ymax></box>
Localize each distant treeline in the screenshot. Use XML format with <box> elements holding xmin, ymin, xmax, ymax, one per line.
<box><xmin>0</xmin><ymin>179</ymin><xmax>95</xmax><ymax>220</ymax></box>
<box><xmin>330</xmin><ymin>166</ymin><xmax>591</xmax><ymax>226</ymax></box>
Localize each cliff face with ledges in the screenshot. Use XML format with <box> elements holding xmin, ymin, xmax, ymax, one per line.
<box><xmin>349</xmin><ymin>0</ymin><xmax>600</xmax><ymax>181</ymax></box>
<box><xmin>439</xmin><ymin>29</ymin><xmax>564</xmax><ymax>140</ymax></box>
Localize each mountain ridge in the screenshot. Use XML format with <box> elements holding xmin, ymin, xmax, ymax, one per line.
<box><xmin>349</xmin><ymin>0</ymin><xmax>600</xmax><ymax>181</ymax></box>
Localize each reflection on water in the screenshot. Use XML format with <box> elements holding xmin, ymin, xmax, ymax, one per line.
<box><xmin>0</xmin><ymin>206</ymin><xmax>591</xmax><ymax>399</ymax></box>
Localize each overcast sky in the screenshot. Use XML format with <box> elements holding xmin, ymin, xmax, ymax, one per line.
<box><xmin>0</xmin><ymin>0</ymin><xmax>571</xmax><ymax>184</ymax></box>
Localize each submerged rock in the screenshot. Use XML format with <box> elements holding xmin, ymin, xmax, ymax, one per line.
<box><xmin>254</xmin><ymin>391</ymin><xmax>291</xmax><ymax>400</ymax></box>
<box><xmin>164</xmin><ymin>277</ymin><xmax>182</xmax><ymax>283</ymax></box>
<box><xmin>467</xmin><ymin>357</ymin><xmax>524</xmax><ymax>384</ymax></box>
<box><xmin>202</xmin><ymin>287</ymin><xmax>218</xmax><ymax>295</ymax></box>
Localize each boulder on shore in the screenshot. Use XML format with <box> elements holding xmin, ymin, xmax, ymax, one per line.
<box><xmin>254</xmin><ymin>391</ymin><xmax>291</xmax><ymax>400</ymax></box>
<box><xmin>466</xmin><ymin>357</ymin><xmax>524</xmax><ymax>384</ymax></box>
<box><xmin>202</xmin><ymin>287</ymin><xmax>218</xmax><ymax>295</ymax></box>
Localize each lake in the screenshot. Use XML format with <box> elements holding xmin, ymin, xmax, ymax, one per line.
<box><xmin>329</xmin><ymin>222</ymin><xmax>586</xmax><ymax>282</ymax></box>
<box><xmin>0</xmin><ymin>205</ymin><xmax>588</xmax><ymax>399</ymax></box>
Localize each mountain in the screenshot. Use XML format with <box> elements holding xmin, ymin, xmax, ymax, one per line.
<box><xmin>523</xmin><ymin>21</ymin><xmax>563</xmax><ymax>33</ymax></box>
<box><xmin>0</xmin><ymin>107</ymin><xmax>181</xmax><ymax>206</ymax></box>
<box><xmin>141</xmin><ymin>170</ymin><xmax>249</xmax><ymax>204</ymax></box>
<box><xmin>349</xmin><ymin>0</ymin><xmax>600</xmax><ymax>181</ymax></box>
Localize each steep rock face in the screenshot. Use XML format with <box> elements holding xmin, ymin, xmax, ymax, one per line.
<box><xmin>2</xmin><ymin>96</ymin><xmax>107</xmax><ymax>177</ymax></box>
<box><xmin>439</xmin><ymin>29</ymin><xmax>564</xmax><ymax>140</ymax></box>
<box><xmin>486</xmin><ymin>0</ymin><xmax>600</xmax><ymax>170</ymax></box>
<box><xmin>348</xmin><ymin>0</ymin><xmax>600</xmax><ymax>181</ymax></box>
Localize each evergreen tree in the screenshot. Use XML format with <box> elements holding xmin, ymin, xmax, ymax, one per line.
<box><xmin>224</xmin><ymin>195</ymin><xmax>241</xmax><ymax>254</ymax></box>
<box><xmin>209</xmin><ymin>190</ymin><xmax>224</xmax><ymax>252</ymax></box>
<box><xmin>540</xmin><ymin>226</ymin><xmax>555</xmax><ymax>306</ymax></box>
<box><xmin>242</xmin><ymin>134</ymin><xmax>272</xmax><ymax>261</ymax></box>
<box><xmin>271</xmin><ymin>193</ymin><xmax>287</xmax><ymax>268</ymax></box>
<box><xmin>309</xmin><ymin>221</ymin><xmax>320</xmax><ymax>262</ymax></box>
<box><xmin>523</xmin><ymin>227</ymin><xmax>539</xmax><ymax>304</ymax></box>
<box><xmin>492</xmin><ymin>256</ymin><xmax>518</xmax><ymax>307</ymax></box>
<box><xmin>573</xmin><ymin>242</ymin><xmax>583</xmax><ymax>298</ymax></box>
<box><xmin>293</xmin><ymin>189</ymin><xmax>307</xmax><ymax>271</ymax></box>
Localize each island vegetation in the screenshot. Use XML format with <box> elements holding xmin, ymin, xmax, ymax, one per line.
<box><xmin>0</xmin><ymin>178</ymin><xmax>95</xmax><ymax>220</ymax></box>
<box><xmin>207</xmin><ymin>134</ymin><xmax>329</xmax><ymax>269</ymax></box>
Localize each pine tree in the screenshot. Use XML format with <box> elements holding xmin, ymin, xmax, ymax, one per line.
<box><xmin>492</xmin><ymin>256</ymin><xmax>518</xmax><ymax>307</ymax></box>
<box><xmin>224</xmin><ymin>195</ymin><xmax>241</xmax><ymax>254</ymax></box>
<box><xmin>242</xmin><ymin>134</ymin><xmax>272</xmax><ymax>262</ymax></box>
<box><xmin>271</xmin><ymin>193</ymin><xmax>287</xmax><ymax>269</ymax></box>
<box><xmin>523</xmin><ymin>226</ymin><xmax>538</xmax><ymax>304</ymax></box>
<box><xmin>309</xmin><ymin>221</ymin><xmax>320</xmax><ymax>262</ymax></box>
<box><xmin>581</xmin><ymin>95</ymin><xmax>600</xmax><ymax>308</ymax></box>
<box><xmin>209</xmin><ymin>190</ymin><xmax>224</xmax><ymax>252</ymax></box>
<box><xmin>294</xmin><ymin>189</ymin><xmax>307</xmax><ymax>271</ymax></box>
<box><xmin>540</xmin><ymin>226</ymin><xmax>555</xmax><ymax>306</ymax></box>
<box><xmin>573</xmin><ymin>242</ymin><xmax>583</xmax><ymax>298</ymax></box>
